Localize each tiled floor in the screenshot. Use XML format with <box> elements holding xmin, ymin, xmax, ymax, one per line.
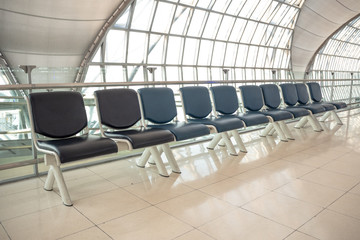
<box><xmin>1</xmin><ymin>109</ymin><xmax>360</xmax><ymax>240</ymax></box>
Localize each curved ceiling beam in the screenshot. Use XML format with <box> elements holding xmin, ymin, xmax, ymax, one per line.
<box><xmin>291</xmin><ymin>0</ymin><xmax>360</xmax><ymax>78</ymax></box>
<box><xmin>305</xmin><ymin>13</ymin><xmax>360</xmax><ymax>75</ymax></box>
<box><xmin>75</xmin><ymin>0</ymin><xmax>134</xmax><ymax>83</ymax></box>
<box><xmin>0</xmin><ymin>0</ymin><xmax>125</xmax><ymax>84</ymax></box>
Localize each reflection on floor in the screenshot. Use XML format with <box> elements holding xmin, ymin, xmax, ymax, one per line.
<box><xmin>1</xmin><ymin>109</ymin><xmax>360</xmax><ymax>240</ymax></box>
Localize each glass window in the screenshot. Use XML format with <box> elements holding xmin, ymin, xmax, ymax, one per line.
<box><xmin>197</xmin><ymin>67</ymin><xmax>210</xmax><ymax>80</ymax></box>
<box><xmin>196</xmin><ymin>0</ymin><xmax>215</xmax><ymax>9</ymax></box>
<box><xmin>236</xmin><ymin>45</ymin><xmax>249</xmax><ymax>67</ymax></box>
<box><xmin>152</xmin><ymin>2</ymin><xmax>175</xmax><ymax>33</ymax></box>
<box><xmin>202</xmin><ymin>12</ymin><xmax>222</xmax><ymax>39</ymax></box>
<box><xmin>127</xmin><ymin>32</ymin><xmax>147</xmax><ymax>63</ymax></box>
<box><xmin>211</xmin><ymin>41</ymin><xmax>226</xmax><ymax>66</ymax></box>
<box><xmin>170</xmin><ymin>7</ymin><xmax>190</xmax><ymax>35</ymax></box>
<box><xmin>128</xmin><ymin>65</ymin><xmax>145</xmax><ymax>82</ymax></box>
<box><xmin>216</xmin><ymin>16</ymin><xmax>236</xmax><ymax>41</ymax></box>
<box><xmin>239</xmin><ymin>0</ymin><xmax>260</xmax><ymax>19</ymax></box>
<box><xmin>86</xmin><ymin>0</ymin><xmax>304</xmax><ymax>84</ymax></box>
<box><xmin>212</xmin><ymin>0</ymin><xmax>231</xmax><ymax>12</ymax></box>
<box><xmin>105</xmin><ymin>30</ymin><xmax>127</xmax><ymax>63</ymax></box>
<box><xmin>183</xmin><ymin>38</ymin><xmax>199</xmax><ymax>65</ymax></box>
<box><xmin>131</xmin><ymin>0</ymin><xmax>155</xmax><ymax>31</ymax></box>
<box><xmin>114</xmin><ymin>5</ymin><xmax>130</xmax><ymax>28</ymax></box>
<box><xmin>166</xmin><ymin>36</ymin><xmax>184</xmax><ymax>64</ymax></box>
<box><xmin>182</xmin><ymin>67</ymin><xmax>196</xmax><ymax>80</ymax></box>
<box><xmin>226</xmin><ymin>0</ymin><xmax>246</xmax><ymax>16</ymax></box>
<box><xmin>148</xmin><ymin>34</ymin><xmax>165</xmax><ymax>64</ymax></box>
<box><xmin>187</xmin><ymin>9</ymin><xmax>207</xmax><ymax>37</ymax></box>
<box><xmin>105</xmin><ymin>66</ymin><xmax>126</xmax><ymax>82</ymax></box>
<box><xmin>224</xmin><ymin>43</ymin><xmax>237</xmax><ymax>67</ymax></box>
<box><xmin>166</xmin><ymin>67</ymin><xmax>181</xmax><ymax>81</ymax></box>
<box><xmin>198</xmin><ymin>40</ymin><xmax>214</xmax><ymax>66</ymax></box>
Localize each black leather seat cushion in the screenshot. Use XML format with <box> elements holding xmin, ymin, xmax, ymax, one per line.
<box><xmin>148</xmin><ymin>122</ymin><xmax>210</xmax><ymax>141</ymax></box>
<box><xmin>282</xmin><ymin>107</ymin><xmax>310</xmax><ymax>118</ymax></box>
<box><xmin>313</xmin><ymin>103</ymin><xmax>336</xmax><ymax>111</ymax></box>
<box><xmin>37</xmin><ymin>135</ymin><xmax>118</xmax><ymax>163</ymax></box>
<box><xmin>188</xmin><ymin>117</ymin><xmax>244</xmax><ymax>133</ymax></box>
<box><xmin>228</xmin><ymin>113</ymin><xmax>269</xmax><ymax>127</ymax></box>
<box><xmin>328</xmin><ymin>101</ymin><xmax>347</xmax><ymax>109</ymax></box>
<box><xmin>298</xmin><ymin>104</ymin><xmax>326</xmax><ymax>114</ymax></box>
<box><xmin>248</xmin><ymin>110</ymin><xmax>293</xmax><ymax>122</ymax></box>
<box><xmin>104</xmin><ymin>128</ymin><xmax>174</xmax><ymax>149</ymax></box>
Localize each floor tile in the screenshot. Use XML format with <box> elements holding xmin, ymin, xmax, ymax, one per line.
<box><xmin>88</xmin><ymin>164</ymin><xmax>159</xmax><ymax>187</ymax></box>
<box><xmin>199</xmin><ymin>208</ymin><xmax>293</xmax><ymax>240</ymax></box>
<box><xmin>171</xmin><ymin>156</ymin><xmax>228</xmax><ymax>189</ymax></box>
<box><xmin>75</xmin><ymin>188</ymin><xmax>150</xmax><ymax>224</ymax></box>
<box><xmin>59</xmin><ymin>227</ymin><xmax>111</xmax><ymax>240</ymax></box>
<box><xmin>299</xmin><ymin>210</ymin><xmax>360</xmax><ymax>240</ymax></box>
<box><xmin>321</xmin><ymin>160</ymin><xmax>360</xmax><ymax>177</ymax></box>
<box><xmin>233</xmin><ymin>168</ymin><xmax>293</xmax><ymax>190</ymax></box>
<box><xmin>284</xmin><ymin>231</ymin><xmax>318</xmax><ymax>240</ymax></box>
<box><xmin>242</xmin><ymin>192</ymin><xmax>322</xmax><ymax>229</ymax></box>
<box><xmin>200</xmin><ymin>178</ymin><xmax>270</xmax><ymax>206</ymax></box>
<box><xmin>350</xmin><ymin>183</ymin><xmax>360</xmax><ymax>195</ymax></box>
<box><xmin>284</xmin><ymin>154</ymin><xmax>335</xmax><ymax>168</ymax></box>
<box><xmin>328</xmin><ymin>193</ymin><xmax>360</xmax><ymax>220</ymax></box>
<box><xmin>0</xmin><ymin>224</ymin><xmax>10</xmax><ymax>240</ymax></box>
<box><xmin>0</xmin><ymin>187</ymin><xmax>62</xmax><ymax>221</ymax></box>
<box><xmin>54</xmin><ymin>174</ymin><xmax>118</xmax><ymax>202</ymax></box>
<box><xmin>173</xmin><ymin>230</ymin><xmax>214</xmax><ymax>240</ymax></box>
<box><xmin>301</xmin><ymin>168</ymin><xmax>359</xmax><ymax>191</ymax></box>
<box><xmin>124</xmin><ymin>177</ymin><xmax>194</xmax><ymax>204</ymax></box>
<box><xmin>3</xmin><ymin>205</ymin><xmax>93</xmax><ymax>240</ymax></box>
<box><xmin>275</xmin><ymin>179</ymin><xmax>344</xmax><ymax>207</ymax></box>
<box><xmin>214</xmin><ymin>154</ymin><xmax>277</xmax><ymax>177</ymax></box>
<box><xmin>156</xmin><ymin>190</ymin><xmax>235</xmax><ymax>227</ymax></box>
<box><xmin>99</xmin><ymin>206</ymin><xmax>192</xmax><ymax>240</ymax></box>
<box><xmin>0</xmin><ymin>177</ymin><xmax>44</xmax><ymax>196</ymax></box>
<box><xmin>260</xmin><ymin>160</ymin><xmax>315</xmax><ymax>179</ymax></box>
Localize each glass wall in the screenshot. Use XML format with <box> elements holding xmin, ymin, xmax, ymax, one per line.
<box><xmin>308</xmin><ymin>15</ymin><xmax>360</xmax><ymax>105</ymax></box>
<box><xmin>85</xmin><ymin>0</ymin><xmax>304</xmax><ymax>85</ymax></box>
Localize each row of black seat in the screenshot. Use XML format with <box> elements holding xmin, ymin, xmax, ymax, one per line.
<box><xmin>27</xmin><ymin>82</ymin><xmax>346</xmax><ymax>205</ymax></box>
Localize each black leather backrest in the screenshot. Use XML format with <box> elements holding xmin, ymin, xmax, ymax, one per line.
<box><xmin>180</xmin><ymin>86</ymin><xmax>212</xmax><ymax>119</ymax></box>
<box><xmin>239</xmin><ymin>85</ymin><xmax>264</xmax><ymax>111</ymax></box>
<box><xmin>210</xmin><ymin>86</ymin><xmax>239</xmax><ymax>115</ymax></box>
<box><xmin>95</xmin><ymin>88</ymin><xmax>141</xmax><ymax>129</ymax></box>
<box><xmin>306</xmin><ymin>82</ymin><xmax>322</xmax><ymax>102</ymax></box>
<box><xmin>280</xmin><ymin>83</ymin><xmax>298</xmax><ymax>106</ymax></box>
<box><xmin>137</xmin><ymin>87</ymin><xmax>177</xmax><ymax>124</ymax></box>
<box><xmin>260</xmin><ymin>84</ymin><xmax>281</xmax><ymax>109</ymax></box>
<box><xmin>29</xmin><ymin>91</ymin><xmax>88</xmax><ymax>138</ymax></box>
<box><xmin>295</xmin><ymin>83</ymin><xmax>310</xmax><ymax>105</ymax></box>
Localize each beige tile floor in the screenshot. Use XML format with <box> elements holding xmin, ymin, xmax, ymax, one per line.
<box><xmin>1</xmin><ymin>109</ymin><xmax>360</xmax><ymax>240</ymax></box>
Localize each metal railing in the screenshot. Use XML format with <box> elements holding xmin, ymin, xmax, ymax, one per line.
<box><xmin>1</xmin><ymin>79</ymin><xmax>359</xmax><ymax>184</ymax></box>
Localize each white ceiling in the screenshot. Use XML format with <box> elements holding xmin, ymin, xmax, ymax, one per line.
<box><xmin>0</xmin><ymin>0</ymin><xmax>125</xmax><ymax>83</ymax></box>
<box><xmin>1</xmin><ymin>0</ymin><xmax>360</xmax><ymax>83</ymax></box>
<box><xmin>292</xmin><ymin>0</ymin><xmax>360</xmax><ymax>78</ymax></box>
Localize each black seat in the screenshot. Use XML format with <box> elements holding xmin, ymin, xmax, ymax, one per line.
<box><xmin>137</xmin><ymin>87</ymin><xmax>210</xmax><ymax>141</ymax></box>
<box><xmin>260</xmin><ymin>84</ymin><xmax>310</xmax><ymax>119</ymax></box>
<box><xmin>294</xmin><ymin>83</ymin><xmax>329</xmax><ymax>113</ymax></box>
<box><xmin>260</xmin><ymin>83</ymin><xmax>323</xmax><ymax>135</ymax></box>
<box><xmin>306</xmin><ymin>82</ymin><xmax>345</xmax><ymax>125</ymax></box>
<box><xmin>95</xmin><ymin>88</ymin><xmax>177</xmax><ymax>177</ymax></box>
<box><xmin>280</xmin><ymin>83</ymin><xmax>323</xmax><ymax>132</ymax></box>
<box><xmin>239</xmin><ymin>85</ymin><xmax>293</xmax><ymax>141</ymax></box>
<box><xmin>306</xmin><ymin>82</ymin><xmax>347</xmax><ymax>110</ymax></box>
<box><xmin>180</xmin><ymin>86</ymin><xmax>246</xmax><ymax>155</ymax></box>
<box><xmin>209</xmin><ymin>85</ymin><xmax>269</xmax><ymax>127</ymax></box>
<box><xmin>28</xmin><ymin>91</ymin><xmax>118</xmax><ymax>206</ymax></box>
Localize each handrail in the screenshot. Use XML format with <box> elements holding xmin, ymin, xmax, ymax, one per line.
<box><xmin>0</xmin><ymin>79</ymin><xmax>358</xmax><ymax>90</ymax></box>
